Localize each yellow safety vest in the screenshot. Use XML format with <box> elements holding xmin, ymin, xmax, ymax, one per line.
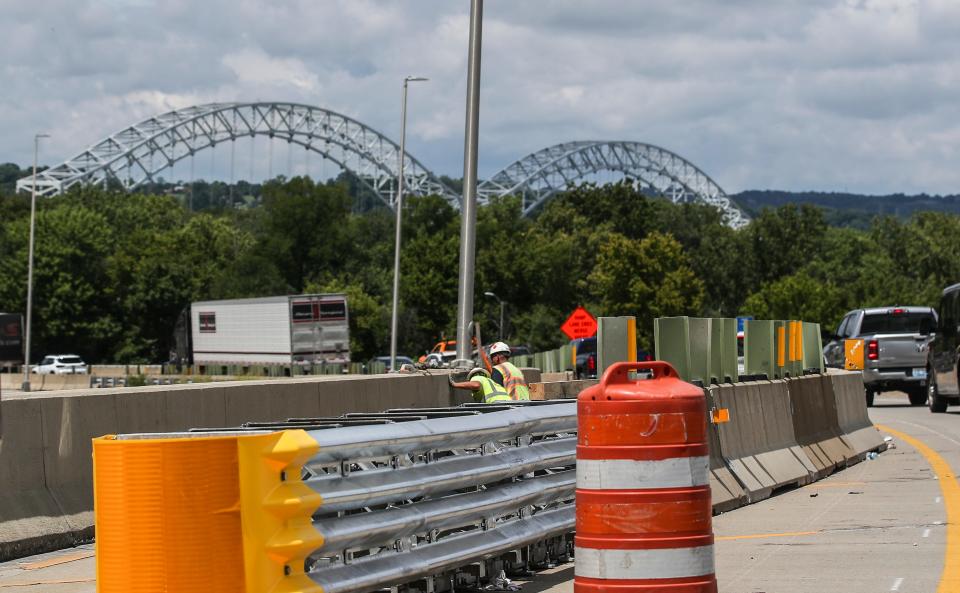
<box><xmin>494</xmin><ymin>362</ymin><xmax>530</xmax><ymax>401</ymax></box>
<box><xmin>475</xmin><ymin>376</ymin><xmax>512</xmax><ymax>403</ymax></box>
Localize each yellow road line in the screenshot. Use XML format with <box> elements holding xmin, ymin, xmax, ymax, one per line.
<box><xmin>18</xmin><ymin>550</ymin><xmax>94</xmax><ymax>570</ymax></box>
<box><xmin>0</xmin><ymin>578</ymin><xmax>95</xmax><ymax>588</ymax></box>
<box><xmin>877</xmin><ymin>424</ymin><xmax>960</xmax><ymax>593</ymax></box>
<box><xmin>716</xmin><ymin>530</ymin><xmax>819</xmax><ymax>541</ymax></box>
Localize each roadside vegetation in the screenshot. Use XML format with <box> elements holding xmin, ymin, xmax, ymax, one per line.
<box><xmin>2</xmin><ymin>175</ymin><xmax>959</xmax><ymax>364</ymax></box>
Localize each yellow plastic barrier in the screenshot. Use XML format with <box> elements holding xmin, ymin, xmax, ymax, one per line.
<box><xmin>237</xmin><ymin>431</ymin><xmax>322</xmax><ymax>593</ymax></box>
<box><xmin>844</xmin><ymin>339</ymin><xmax>865</xmax><ymax>371</ymax></box>
<box><xmin>93</xmin><ymin>430</ymin><xmax>323</xmax><ymax>593</ymax></box>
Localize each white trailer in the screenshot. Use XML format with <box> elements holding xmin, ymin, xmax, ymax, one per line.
<box><xmin>190</xmin><ymin>294</ymin><xmax>350</xmax><ymax>366</ymax></box>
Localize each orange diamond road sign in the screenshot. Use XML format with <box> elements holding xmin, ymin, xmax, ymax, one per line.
<box><xmin>561</xmin><ymin>307</ymin><xmax>598</xmax><ymax>340</ymax></box>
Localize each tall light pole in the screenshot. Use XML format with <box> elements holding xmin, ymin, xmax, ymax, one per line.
<box><xmin>454</xmin><ymin>0</ymin><xmax>484</xmax><ymax>368</ymax></box>
<box><xmin>484</xmin><ymin>291</ymin><xmax>505</xmax><ymax>341</ymax></box>
<box><xmin>389</xmin><ymin>76</ymin><xmax>428</xmax><ymax>372</ymax></box>
<box><xmin>22</xmin><ymin>133</ymin><xmax>49</xmax><ymax>392</ymax></box>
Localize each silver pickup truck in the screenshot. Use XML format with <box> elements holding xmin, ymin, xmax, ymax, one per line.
<box><xmin>824</xmin><ymin>306</ymin><xmax>938</xmax><ymax>407</ymax></box>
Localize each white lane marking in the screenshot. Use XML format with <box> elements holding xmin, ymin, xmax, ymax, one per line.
<box><xmin>923</xmin><ymin>528</ymin><xmax>931</xmax><ymax>538</ymax></box>
<box><xmin>895</xmin><ymin>420</ymin><xmax>960</xmax><ymax>448</ymax></box>
<box><xmin>936</xmin><ymin>496</ymin><xmax>942</xmax><ymax>504</ymax></box>
<box><xmin>577</xmin><ymin>456</ymin><xmax>710</xmax><ymax>489</ymax></box>
<box><xmin>891</xmin><ymin>577</ymin><xmax>904</xmax><ymax>591</ymax></box>
<box><xmin>575</xmin><ymin>545</ymin><xmax>715</xmax><ymax>579</ymax></box>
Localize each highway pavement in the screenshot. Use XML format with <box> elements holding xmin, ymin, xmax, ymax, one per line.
<box><xmin>1</xmin><ymin>391</ymin><xmax>956</xmax><ymax>593</ymax></box>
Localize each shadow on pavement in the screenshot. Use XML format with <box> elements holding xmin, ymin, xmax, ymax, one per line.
<box><xmin>516</xmin><ymin>564</ymin><xmax>574</xmax><ymax>593</ymax></box>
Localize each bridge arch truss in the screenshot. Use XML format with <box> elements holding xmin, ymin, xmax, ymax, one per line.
<box><xmin>19</xmin><ymin>106</ymin><xmax>748</xmax><ymax>226</ymax></box>
<box><xmin>16</xmin><ymin>102</ymin><xmax>459</xmax><ymax>209</ymax></box>
<box><xmin>477</xmin><ymin>141</ymin><xmax>748</xmax><ymax>227</ymax></box>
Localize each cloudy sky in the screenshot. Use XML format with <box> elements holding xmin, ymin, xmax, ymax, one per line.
<box><xmin>3</xmin><ymin>0</ymin><xmax>960</xmax><ymax>194</ymax></box>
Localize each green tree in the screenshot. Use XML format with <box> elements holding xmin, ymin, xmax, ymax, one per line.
<box><xmin>588</xmin><ymin>231</ymin><xmax>704</xmax><ymax>349</ymax></box>
<box><xmin>741</xmin><ymin>272</ymin><xmax>846</xmax><ymax>325</ymax></box>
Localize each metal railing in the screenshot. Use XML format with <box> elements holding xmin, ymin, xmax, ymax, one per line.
<box><xmin>297</xmin><ymin>403</ymin><xmax>577</xmax><ymax>593</ymax></box>
<box><xmin>100</xmin><ymin>401</ymin><xmax>577</xmax><ymax>593</ymax></box>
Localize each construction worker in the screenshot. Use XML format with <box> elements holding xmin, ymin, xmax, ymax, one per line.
<box><xmin>449</xmin><ymin>367</ymin><xmax>512</xmax><ymax>403</ymax></box>
<box><xmin>487</xmin><ymin>342</ymin><xmax>530</xmax><ymax>401</ymax></box>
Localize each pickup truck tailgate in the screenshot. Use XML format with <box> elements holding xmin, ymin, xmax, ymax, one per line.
<box><xmin>871</xmin><ymin>333</ymin><xmax>928</xmax><ymax>369</ymax></box>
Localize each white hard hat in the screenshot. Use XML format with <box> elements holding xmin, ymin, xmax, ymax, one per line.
<box><xmin>489</xmin><ymin>342</ymin><xmax>511</xmax><ymax>356</ymax></box>
<box><xmin>468</xmin><ymin>367</ymin><xmax>490</xmax><ymax>379</ymax></box>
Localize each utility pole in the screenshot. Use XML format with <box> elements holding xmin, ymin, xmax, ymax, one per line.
<box><xmin>390</xmin><ymin>76</ymin><xmax>428</xmax><ymax>371</ymax></box>
<box><xmin>22</xmin><ymin>133</ymin><xmax>49</xmax><ymax>392</ymax></box>
<box><xmin>454</xmin><ymin>0</ymin><xmax>484</xmax><ymax>368</ymax></box>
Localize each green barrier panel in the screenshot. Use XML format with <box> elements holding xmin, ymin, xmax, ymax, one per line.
<box><xmin>598</xmin><ymin>316</ymin><xmax>636</xmax><ymax>377</ymax></box>
<box><xmin>561</xmin><ymin>344</ymin><xmax>574</xmax><ymax>371</ymax></box>
<box><xmin>655</xmin><ymin>316</ymin><xmax>691</xmax><ymax>380</ymax></box>
<box><xmin>803</xmin><ymin>322</ymin><xmax>824</xmax><ymax>373</ymax></box>
<box><xmin>513</xmin><ymin>354</ymin><xmax>533</xmax><ymax>368</ymax></box>
<box><xmin>744</xmin><ymin>319</ymin><xmax>775</xmax><ymax>380</ymax></box>
<box><xmin>514</xmin><ymin>343</ymin><xmax>573</xmax><ymax>373</ymax></box>
<box><xmin>687</xmin><ymin>317</ymin><xmax>712</xmax><ymax>385</ymax></box>
<box><xmin>711</xmin><ymin>317</ymin><xmax>738</xmax><ymax>383</ymax></box>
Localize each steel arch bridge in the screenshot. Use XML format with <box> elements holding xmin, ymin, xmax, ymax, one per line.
<box><xmin>476</xmin><ymin>141</ymin><xmax>747</xmax><ymax>227</ymax></box>
<box><xmin>16</xmin><ymin>102</ymin><xmax>458</xmax><ymax>209</ymax></box>
<box><xmin>17</xmin><ymin>102</ymin><xmax>748</xmax><ymax>226</ymax></box>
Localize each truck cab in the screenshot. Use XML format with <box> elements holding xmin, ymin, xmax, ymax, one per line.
<box><xmin>419</xmin><ymin>341</ymin><xmax>458</xmax><ymax>368</ymax></box>
<box><xmin>927</xmin><ymin>284</ymin><xmax>960</xmax><ymax>413</ymax></box>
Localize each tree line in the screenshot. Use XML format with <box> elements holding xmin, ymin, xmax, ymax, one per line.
<box><xmin>1</xmin><ymin>175</ymin><xmax>958</xmax><ymax>364</ymax></box>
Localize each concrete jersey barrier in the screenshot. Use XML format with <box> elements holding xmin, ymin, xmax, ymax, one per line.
<box><xmin>705</xmin><ymin>410</ymin><xmax>746</xmax><ymax>513</ymax></box>
<box><xmin>826</xmin><ymin>370</ymin><xmax>885</xmax><ymax>457</ymax></box>
<box><xmin>709</xmin><ymin>380</ymin><xmax>816</xmax><ymax>503</ymax></box>
<box><xmin>786</xmin><ymin>375</ymin><xmax>857</xmax><ymax>478</ymax></box>
<box><xmin>0</xmin><ymin>372</ymin><xmax>460</xmax><ymax>561</ymax></box>
<box><xmin>0</xmin><ymin>369</ymin><xmax>886</xmax><ymax>561</ymax></box>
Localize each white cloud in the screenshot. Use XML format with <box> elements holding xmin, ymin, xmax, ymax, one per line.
<box><xmin>1</xmin><ymin>0</ymin><xmax>960</xmax><ymax>195</ymax></box>
<box><xmin>222</xmin><ymin>48</ymin><xmax>319</xmax><ymax>92</ymax></box>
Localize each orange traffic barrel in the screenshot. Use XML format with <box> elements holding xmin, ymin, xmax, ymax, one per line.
<box><xmin>575</xmin><ymin>361</ymin><xmax>716</xmax><ymax>593</ymax></box>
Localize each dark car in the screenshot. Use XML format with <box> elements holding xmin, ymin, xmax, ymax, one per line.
<box><xmin>572</xmin><ymin>337</ymin><xmax>597</xmax><ymax>379</ymax></box>
<box><xmin>927</xmin><ymin>284</ymin><xmax>960</xmax><ymax>413</ymax></box>
<box><xmin>573</xmin><ymin>337</ymin><xmax>655</xmax><ymax>379</ymax></box>
<box><xmin>509</xmin><ymin>345</ymin><xmax>532</xmax><ymax>357</ymax></box>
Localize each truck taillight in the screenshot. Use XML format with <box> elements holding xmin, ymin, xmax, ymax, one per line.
<box><xmin>867</xmin><ymin>339</ymin><xmax>879</xmax><ymax>360</ymax></box>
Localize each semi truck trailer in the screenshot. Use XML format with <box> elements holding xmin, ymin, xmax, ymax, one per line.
<box><xmin>183</xmin><ymin>294</ymin><xmax>350</xmax><ymax>367</ymax></box>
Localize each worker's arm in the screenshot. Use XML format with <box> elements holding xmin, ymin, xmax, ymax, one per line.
<box><xmin>448</xmin><ymin>378</ymin><xmax>482</xmax><ymax>391</ymax></box>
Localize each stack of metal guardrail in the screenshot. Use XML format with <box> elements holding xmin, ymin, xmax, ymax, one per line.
<box><xmin>93</xmin><ymin>401</ymin><xmax>577</xmax><ymax>593</ymax></box>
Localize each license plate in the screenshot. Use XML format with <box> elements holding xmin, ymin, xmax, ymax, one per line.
<box><xmin>913</xmin><ymin>368</ymin><xmax>927</xmax><ymax>379</ymax></box>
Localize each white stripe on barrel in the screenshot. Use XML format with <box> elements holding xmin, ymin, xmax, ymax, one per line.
<box><xmin>574</xmin><ymin>545</ymin><xmax>715</xmax><ymax>580</ymax></box>
<box><xmin>576</xmin><ymin>456</ymin><xmax>710</xmax><ymax>490</ymax></box>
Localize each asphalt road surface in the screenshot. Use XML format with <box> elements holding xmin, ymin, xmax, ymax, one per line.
<box><xmin>1</xmin><ymin>391</ymin><xmax>957</xmax><ymax>593</ymax></box>
<box><xmin>523</xmin><ymin>391</ymin><xmax>960</xmax><ymax>593</ymax></box>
